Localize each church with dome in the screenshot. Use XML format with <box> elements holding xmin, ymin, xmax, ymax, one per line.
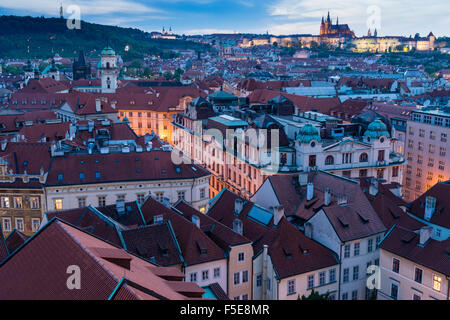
<box><xmin>292</xmin><ymin>117</ymin><xmax>404</xmax><ymax>185</ymax></box>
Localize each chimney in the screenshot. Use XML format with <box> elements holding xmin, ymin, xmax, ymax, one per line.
<box><xmin>304</xmin><ymin>222</ymin><xmax>313</xmax><ymax>238</ymax></box>
<box><xmin>116</xmin><ymin>199</ymin><xmax>125</xmax><ymax>215</ymax></box>
<box><xmin>419</xmin><ymin>226</ymin><xmax>433</xmax><ymax>246</ymax></box>
<box><xmin>95</xmin><ymin>98</ymin><xmax>101</xmax><ymax>112</ymax></box>
<box><xmin>306</xmin><ymin>182</ymin><xmax>314</xmax><ymax>201</ymax></box>
<box><xmin>298</xmin><ymin>172</ymin><xmax>308</xmax><ymax>186</ymax></box>
<box><xmin>369</xmin><ymin>178</ymin><xmax>378</xmax><ymax>196</ymax></box>
<box><xmin>424</xmin><ymin>196</ymin><xmax>436</xmax><ymax>221</ymax></box>
<box><xmin>324</xmin><ymin>188</ymin><xmax>331</xmax><ymax>206</ymax></box>
<box><xmin>272</xmin><ymin>205</ymin><xmax>284</xmax><ymax>226</ymax></box>
<box><xmin>234</xmin><ymin>198</ymin><xmax>244</xmax><ymax>216</ymax></box>
<box><xmin>192</xmin><ymin>215</ymin><xmax>200</xmax><ymax>228</ymax></box>
<box><xmin>262</xmin><ymin>244</ymin><xmax>269</xmax><ymax>300</ymax></box>
<box><xmin>88</xmin><ymin>120</ymin><xmax>94</xmax><ymax>133</ymax></box>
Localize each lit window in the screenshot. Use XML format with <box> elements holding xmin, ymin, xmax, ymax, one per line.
<box><xmin>433</xmin><ymin>275</ymin><xmax>441</xmax><ymax>291</ymax></box>
<box><xmin>14</xmin><ymin>197</ymin><xmax>23</xmax><ymax>209</ymax></box>
<box><xmin>53</xmin><ymin>198</ymin><xmax>63</xmax><ymax>210</ymax></box>
<box><xmin>1</xmin><ymin>197</ymin><xmax>10</xmax><ymax>208</ymax></box>
<box><xmin>30</xmin><ymin>197</ymin><xmax>40</xmax><ymax>209</ymax></box>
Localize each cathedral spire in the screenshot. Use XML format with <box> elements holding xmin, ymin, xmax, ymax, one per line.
<box><xmin>336</xmin><ymin>17</ymin><xmax>339</xmax><ymax>25</ymax></box>
<box><xmin>327</xmin><ymin>11</ymin><xmax>331</xmax><ymax>23</ymax></box>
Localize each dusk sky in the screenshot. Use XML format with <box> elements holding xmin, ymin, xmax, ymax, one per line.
<box><xmin>0</xmin><ymin>0</ymin><xmax>448</xmax><ymax>37</ymax></box>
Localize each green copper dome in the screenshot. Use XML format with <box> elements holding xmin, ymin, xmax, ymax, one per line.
<box><xmin>101</xmin><ymin>46</ymin><xmax>116</xmax><ymax>56</ymax></box>
<box><xmin>297</xmin><ymin>123</ymin><xmax>321</xmax><ymax>144</ymax></box>
<box><xmin>364</xmin><ymin>119</ymin><xmax>390</xmax><ymax>139</ymax></box>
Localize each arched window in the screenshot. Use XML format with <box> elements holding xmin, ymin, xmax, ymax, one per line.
<box><xmin>106</xmin><ymin>62</ymin><xmax>110</xmax><ymax>69</ymax></box>
<box><xmin>325</xmin><ymin>155</ymin><xmax>334</xmax><ymax>165</ymax></box>
<box><xmin>360</xmin><ymin>153</ymin><xmax>368</xmax><ymax>162</ymax></box>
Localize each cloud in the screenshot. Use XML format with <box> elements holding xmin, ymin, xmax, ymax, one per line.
<box><xmin>0</xmin><ymin>0</ymin><xmax>160</xmax><ymax>16</ymax></box>
<box><xmin>266</xmin><ymin>0</ymin><xmax>448</xmax><ymax>37</ymax></box>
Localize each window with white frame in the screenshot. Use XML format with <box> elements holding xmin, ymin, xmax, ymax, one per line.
<box><xmin>202</xmin><ymin>270</ymin><xmax>209</xmax><ymax>281</ymax></box>
<box><xmin>1</xmin><ymin>196</ymin><xmax>10</xmax><ymax>208</ymax></box>
<box><xmin>190</xmin><ymin>272</ymin><xmax>197</xmax><ymax>282</ymax></box>
<box><xmin>30</xmin><ymin>197</ymin><xmax>40</xmax><ymax>209</ymax></box>
<box><xmin>242</xmin><ymin>270</ymin><xmax>249</xmax><ymax>283</ymax></box>
<box><xmin>238</xmin><ymin>252</ymin><xmax>245</xmax><ymax>262</ymax></box>
<box><xmin>2</xmin><ymin>218</ymin><xmax>11</xmax><ymax>232</ymax></box>
<box><xmin>13</xmin><ymin>197</ymin><xmax>22</xmax><ymax>209</ymax></box>
<box><xmin>329</xmin><ymin>268</ymin><xmax>336</xmax><ymax>282</ymax></box>
<box><xmin>433</xmin><ymin>275</ymin><xmax>442</xmax><ymax>291</ymax></box>
<box><xmin>137</xmin><ymin>194</ymin><xmax>145</xmax><ymax>204</ymax></box>
<box><xmin>213</xmin><ymin>267</ymin><xmax>220</xmax><ymax>278</ymax></box>
<box><xmin>344</xmin><ymin>244</ymin><xmax>350</xmax><ymax>258</ymax></box>
<box><xmin>354</xmin><ymin>242</ymin><xmax>360</xmax><ymax>256</ymax></box>
<box><xmin>319</xmin><ymin>271</ymin><xmax>326</xmax><ymax>286</ymax></box>
<box><xmin>31</xmin><ymin>218</ymin><xmax>40</xmax><ymax>232</ymax></box>
<box><xmin>78</xmin><ymin>197</ymin><xmax>86</xmax><ymax>208</ymax></box>
<box><xmin>368</xmin><ymin>239</ymin><xmax>373</xmax><ymax>253</ymax></box>
<box><xmin>353</xmin><ymin>266</ymin><xmax>359</xmax><ymax>280</ymax></box>
<box><xmin>234</xmin><ymin>272</ymin><xmax>240</xmax><ymax>285</ymax></box>
<box><xmin>15</xmin><ymin>218</ymin><xmax>24</xmax><ymax>232</ymax></box>
<box><xmin>288</xmin><ymin>279</ymin><xmax>296</xmax><ymax>295</ymax></box>
<box><xmin>307</xmin><ymin>274</ymin><xmax>314</xmax><ymax>289</ymax></box>
<box><xmin>343</xmin><ymin>268</ymin><xmax>349</xmax><ymax>283</ymax></box>
<box><xmin>53</xmin><ymin>198</ymin><xmax>63</xmax><ymax>210</ymax></box>
<box><xmin>97</xmin><ymin>196</ymin><xmax>106</xmax><ymax>207</ymax></box>
<box><xmin>256</xmin><ymin>274</ymin><xmax>262</xmax><ymax>287</ymax></box>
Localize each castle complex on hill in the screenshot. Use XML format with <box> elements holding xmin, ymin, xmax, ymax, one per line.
<box><xmin>241</xmin><ymin>12</ymin><xmax>436</xmax><ymax>53</ymax></box>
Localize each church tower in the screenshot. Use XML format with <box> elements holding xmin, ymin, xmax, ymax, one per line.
<box><xmin>100</xmin><ymin>46</ymin><xmax>118</xmax><ymax>93</ymax></box>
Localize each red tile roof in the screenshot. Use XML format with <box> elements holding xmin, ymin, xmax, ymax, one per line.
<box><xmin>4</xmin><ymin>229</ymin><xmax>30</xmax><ymax>254</ymax></box>
<box><xmin>408</xmin><ymin>181</ymin><xmax>450</xmax><ymax>229</ymax></box>
<box><xmin>46</xmin><ymin>150</ymin><xmax>210</xmax><ymax>186</ymax></box>
<box><xmin>380</xmin><ymin>225</ymin><xmax>450</xmax><ymax>276</ymax></box>
<box><xmin>139</xmin><ymin>197</ymin><xmax>227</xmax><ymax>267</ymax></box>
<box><xmin>0</xmin><ymin>218</ymin><xmax>204</xmax><ymax>299</ymax></box>
<box><xmin>207</xmin><ymin>189</ymin><xmax>339</xmax><ymax>279</ymax></box>
<box><xmin>249</xmin><ymin>89</ymin><xmax>340</xmax><ymax>114</ymax></box>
